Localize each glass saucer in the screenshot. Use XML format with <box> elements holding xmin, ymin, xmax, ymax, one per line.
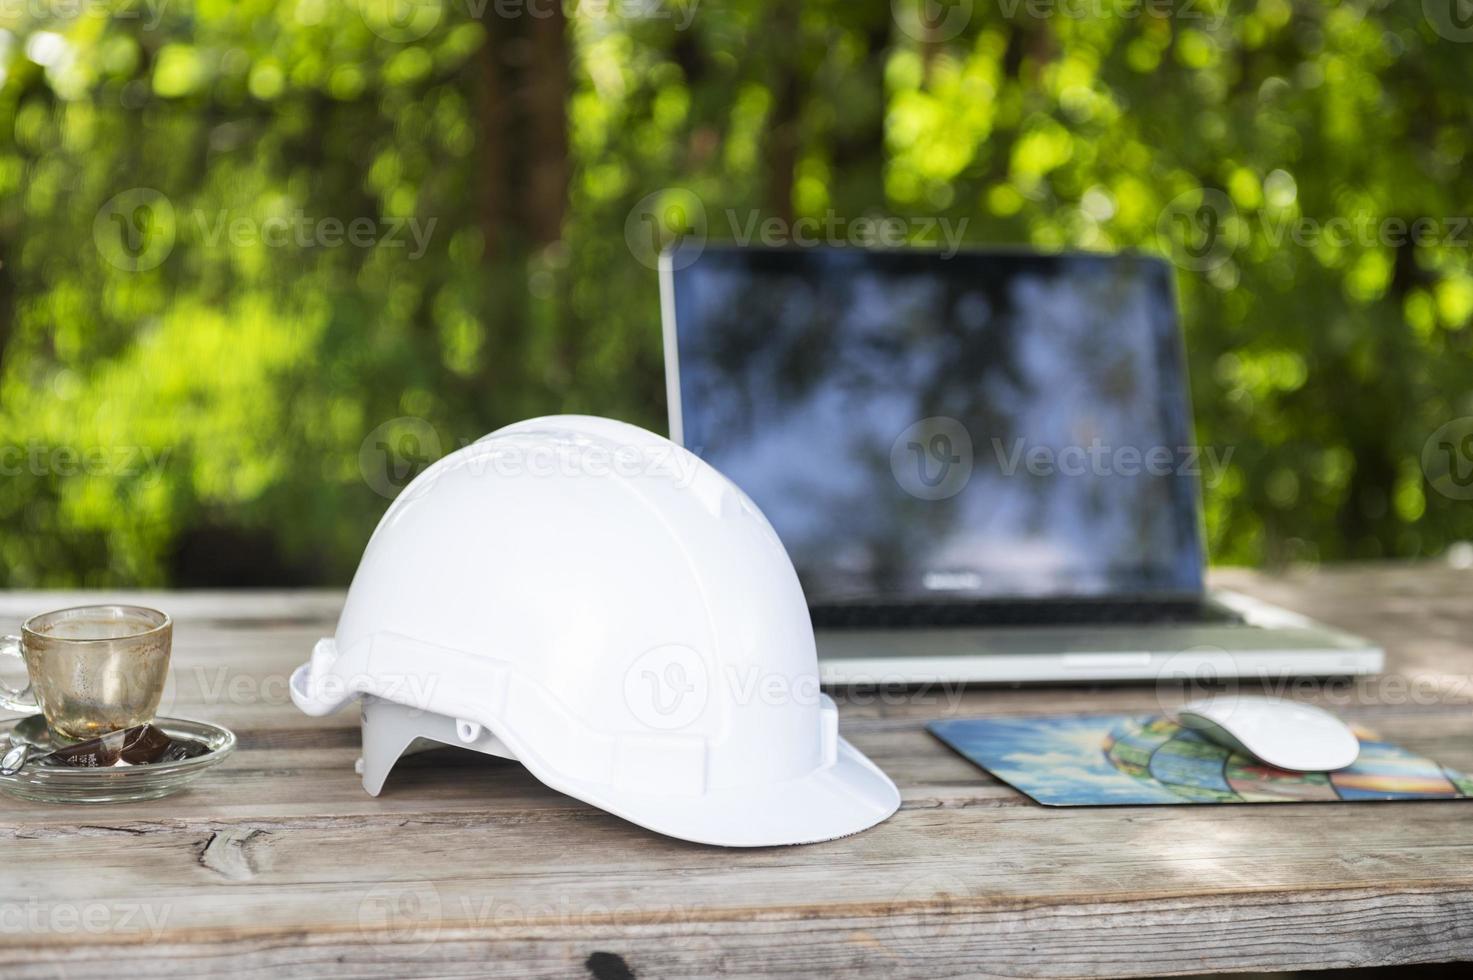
<box><xmin>0</xmin><ymin>715</ymin><xmax>235</xmax><ymax>804</ymax></box>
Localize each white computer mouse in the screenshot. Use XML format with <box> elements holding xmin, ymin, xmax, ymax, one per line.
<box><xmin>1174</xmin><ymin>696</ymin><xmax>1360</xmax><ymax>772</ymax></box>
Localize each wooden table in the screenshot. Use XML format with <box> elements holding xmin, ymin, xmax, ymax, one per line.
<box><xmin>2</xmin><ymin>565</ymin><xmax>1471</xmax><ymax>978</ymax></box>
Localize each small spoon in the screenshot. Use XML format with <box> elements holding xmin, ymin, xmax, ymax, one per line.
<box><xmin>0</xmin><ymin>740</ymin><xmax>30</xmax><ymax>776</ymax></box>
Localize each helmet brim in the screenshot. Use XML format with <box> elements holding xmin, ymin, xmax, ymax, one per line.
<box><xmin>533</xmin><ymin>734</ymin><xmax>901</xmax><ymax>848</ymax></box>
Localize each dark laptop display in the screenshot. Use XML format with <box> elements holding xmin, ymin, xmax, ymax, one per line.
<box><xmin>665</xmin><ymin>247</ymin><xmax>1207</xmax><ymax>615</ymax></box>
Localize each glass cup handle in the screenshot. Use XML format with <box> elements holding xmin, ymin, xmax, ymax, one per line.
<box><xmin>0</xmin><ymin>635</ymin><xmax>38</xmax><ymax>712</ymax></box>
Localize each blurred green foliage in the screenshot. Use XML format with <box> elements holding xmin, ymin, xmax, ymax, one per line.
<box><xmin>0</xmin><ymin>0</ymin><xmax>1470</xmax><ymax>586</ymax></box>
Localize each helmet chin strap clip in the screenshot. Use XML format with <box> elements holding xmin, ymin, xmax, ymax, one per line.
<box><xmin>355</xmin><ymin>696</ymin><xmax>518</xmax><ymax>796</ymax></box>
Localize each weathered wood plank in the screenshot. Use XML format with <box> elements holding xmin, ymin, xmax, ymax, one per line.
<box><xmin>9</xmin><ymin>794</ymin><xmax>1473</xmax><ymax>908</ymax></box>
<box><xmin>1</xmin><ymin>564</ymin><xmax>1472</xmax><ymax>977</ymax></box>
<box><xmin>1</xmin><ymin>885</ymin><xmax>1470</xmax><ymax>979</ymax></box>
<box><xmin>6</xmin><ymin>708</ymin><xmax>1473</xmax><ymax>831</ymax></box>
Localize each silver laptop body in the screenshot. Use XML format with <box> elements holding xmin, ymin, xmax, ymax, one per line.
<box><xmin>659</xmin><ymin>246</ymin><xmax>1382</xmax><ymax>684</ymax></box>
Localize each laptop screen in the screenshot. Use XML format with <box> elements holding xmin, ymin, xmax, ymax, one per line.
<box><xmin>663</xmin><ymin>247</ymin><xmax>1205</xmax><ymax>603</ymax></box>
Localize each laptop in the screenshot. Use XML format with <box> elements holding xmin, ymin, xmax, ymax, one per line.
<box><xmin>659</xmin><ymin>245</ymin><xmax>1383</xmax><ymax>684</ymax></box>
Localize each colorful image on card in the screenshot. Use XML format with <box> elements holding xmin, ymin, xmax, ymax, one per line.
<box><xmin>930</xmin><ymin>714</ymin><xmax>1473</xmax><ymax>807</ymax></box>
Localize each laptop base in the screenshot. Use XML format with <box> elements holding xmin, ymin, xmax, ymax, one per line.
<box><xmin>815</xmin><ymin>590</ymin><xmax>1384</xmax><ymax>685</ymax></box>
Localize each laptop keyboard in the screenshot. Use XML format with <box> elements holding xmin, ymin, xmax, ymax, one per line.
<box><xmin>809</xmin><ymin>597</ymin><xmax>1243</xmax><ymax>630</ymax></box>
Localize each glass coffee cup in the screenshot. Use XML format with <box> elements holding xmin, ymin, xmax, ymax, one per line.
<box><xmin>0</xmin><ymin>605</ymin><xmax>173</xmax><ymax>742</ymax></box>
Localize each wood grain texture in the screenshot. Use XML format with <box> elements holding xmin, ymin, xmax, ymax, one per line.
<box><xmin>2</xmin><ymin>565</ymin><xmax>1472</xmax><ymax>978</ymax></box>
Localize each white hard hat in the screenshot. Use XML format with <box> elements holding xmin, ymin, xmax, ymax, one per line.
<box><xmin>291</xmin><ymin>415</ymin><xmax>899</xmax><ymax>846</ymax></box>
